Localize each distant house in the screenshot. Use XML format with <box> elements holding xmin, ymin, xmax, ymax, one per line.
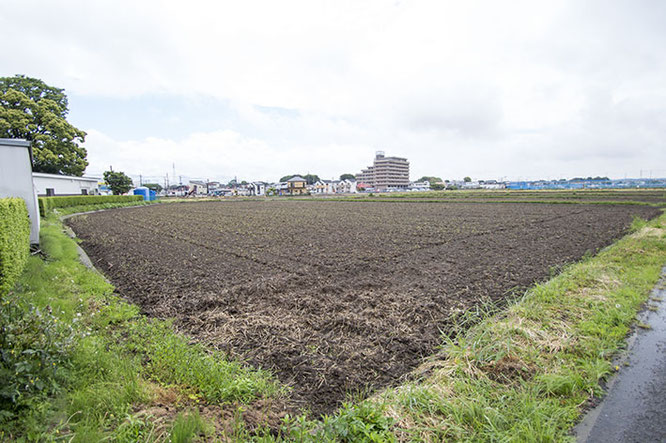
<box><xmin>312</xmin><ymin>179</ymin><xmax>357</xmax><ymax>194</ymax></box>
<box><xmin>188</xmin><ymin>180</ymin><xmax>207</xmax><ymax>195</ymax></box>
<box><xmin>409</xmin><ymin>180</ymin><xmax>431</xmax><ymax>191</ymax></box>
<box><xmin>167</xmin><ymin>184</ymin><xmax>189</xmax><ymax>197</ymax></box>
<box><xmin>336</xmin><ymin>179</ymin><xmax>357</xmax><ymax>194</ymax></box>
<box><xmin>273</xmin><ymin>182</ymin><xmax>285</xmax><ymax>195</ymax></box>
<box><xmin>250</xmin><ymin>182</ymin><xmax>266</xmax><ymax>196</ymax></box>
<box><xmin>286</xmin><ymin>176</ymin><xmax>308</xmax><ymax>195</ymax></box>
<box><xmin>313</xmin><ymin>180</ymin><xmax>333</xmax><ymax>194</ymax></box>
<box><xmin>32</xmin><ymin>172</ymin><xmax>101</xmax><ymax>196</ymax></box>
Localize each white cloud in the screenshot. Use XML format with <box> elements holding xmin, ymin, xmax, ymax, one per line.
<box><xmin>84</xmin><ymin>127</ymin><xmax>372</xmax><ymax>183</ymax></box>
<box><xmin>1</xmin><ymin>0</ymin><xmax>665</xmax><ymax>180</ymax></box>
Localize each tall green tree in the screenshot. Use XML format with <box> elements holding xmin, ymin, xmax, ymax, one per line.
<box><xmin>0</xmin><ymin>75</ymin><xmax>87</xmax><ymax>176</ymax></box>
<box><xmin>104</xmin><ymin>170</ymin><xmax>133</xmax><ymax>195</ymax></box>
<box><xmin>340</xmin><ymin>173</ymin><xmax>355</xmax><ymax>181</ymax></box>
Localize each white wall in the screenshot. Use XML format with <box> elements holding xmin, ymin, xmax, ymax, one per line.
<box><xmin>32</xmin><ymin>172</ymin><xmax>100</xmax><ymax>196</ymax></box>
<box><xmin>0</xmin><ymin>140</ymin><xmax>40</xmax><ymax>244</ymax></box>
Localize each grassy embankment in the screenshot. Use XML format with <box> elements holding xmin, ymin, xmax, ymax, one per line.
<box><xmin>2</xmin><ymin>200</ymin><xmax>665</xmax><ymax>441</ymax></box>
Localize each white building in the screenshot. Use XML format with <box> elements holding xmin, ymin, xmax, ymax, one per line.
<box><xmin>313</xmin><ymin>179</ymin><xmax>357</xmax><ymax>194</ymax></box>
<box><xmin>251</xmin><ymin>182</ymin><xmax>266</xmax><ymax>196</ymax></box>
<box><xmin>32</xmin><ymin>172</ymin><xmax>101</xmax><ymax>196</ymax></box>
<box><xmin>0</xmin><ymin>139</ymin><xmax>40</xmax><ymax>244</ymax></box>
<box><xmin>409</xmin><ymin>181</ymin><xmax>431</xmax><ymax>191</ymax></box>
<box><xmin>336</xmin><ymin>179</ymin><xmax>357</xmax><ymax>194</ymax></box>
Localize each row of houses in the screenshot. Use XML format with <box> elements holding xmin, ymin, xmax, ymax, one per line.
<box><xmin>181</xmin><ymin>176</ymin><xmax>360</xmax><ymax>197</ymax></box>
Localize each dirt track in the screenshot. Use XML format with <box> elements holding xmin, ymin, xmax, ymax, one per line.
<box><xmin>67</xmin><ymin>201</ymin><xmax>661</xmax><ymax>415</ymax></box>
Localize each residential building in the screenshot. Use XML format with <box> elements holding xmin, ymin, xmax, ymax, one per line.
<box><xmin>250</xmin><ymin>182</ymin><xmax>266</xmax><ymax>196</ymax></box>
<box><xmin>409</xmin><ymin>180</ymin><xmax>431</xmax><ymax>191</ymax></box>
<box><xmin>313</xmin><ymin>180</ymin><xmax>335</xmax><ymax>194</ymax></box>
<box><xmin>312</xmin><ymin>179</ymin><xmax>357</xmax><ymax>194</ymax></box>
<box><xmin>286</xmin><ymin>176</ymin><xmax>308</xmax><ymax>195</ymax></box>
<box><xmin>336</xmin><ymin>179</ymin><xmax>357</xmax><ymax>194</ymax></box>
<box><xmin>167</xmin><ymin>184</ymin><xmax>189</xmax><ymax>197</ymax></box>
<box><xmin>188</xmin><ymin>180</ymin><xmax>207</xmax><ymax>195</ymax></box>
<box><xmin>357</xmin><ymin>151</ymin><xmax>409</xmax><ymax>191</ymax></box>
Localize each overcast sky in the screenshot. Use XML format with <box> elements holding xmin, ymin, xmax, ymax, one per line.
<box><xmin>2</xmin><ymin>0</ymin><xmax>665</xmax><ymax>183</ymax></box>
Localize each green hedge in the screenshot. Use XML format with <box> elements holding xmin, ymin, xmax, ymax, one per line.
<box><xmin>0</xmin><ymin>198</ymin><xmax>30</xmax><ymax>296</ymax></box>
<box><xmin>38</xmin><ymin>195</ymin><xmax>143</xmax><ymax>216</ymax></box>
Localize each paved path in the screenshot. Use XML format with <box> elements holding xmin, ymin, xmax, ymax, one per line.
<box><xmin>575</xmin><ymin>267</ymin><xmax>666</xmax><ymax>443</ymax></box>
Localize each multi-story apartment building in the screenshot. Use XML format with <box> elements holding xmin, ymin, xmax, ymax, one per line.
<box><xmin>357</xmin><ymin>151</ymin><xmax>409</xmax><ymax>191</ymax></box>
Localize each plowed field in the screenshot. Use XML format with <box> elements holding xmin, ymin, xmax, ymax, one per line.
<box><xmin>66</xmin><ymin>201</ymin><xmax>661</xmax><ymax>414</ymax></box>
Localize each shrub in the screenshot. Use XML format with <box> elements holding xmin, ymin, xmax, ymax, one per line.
<box><xmin>38</xmin><ymin>195</ymin><xmax>143</xmax><ymax>216</ymax></box>
<box><xmin>0</xmin><ymin>293</ymin><xmax>76</xmax><ymax>423</ymax></box>
<box><xmin>0</xmin><ymin>198</ymin><xmax>30</xmax><ymax>296</ymax></box>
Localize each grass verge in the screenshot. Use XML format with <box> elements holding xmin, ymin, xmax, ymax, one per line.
<box><xmin>0</xmin><ymin>215</ymin><xmax>283</xmax><ymax>441</ymax></box>
<box><xmin>52</xmin><ymin>199</ymin><xmax>157</xmax><ymax>217</ymax></box>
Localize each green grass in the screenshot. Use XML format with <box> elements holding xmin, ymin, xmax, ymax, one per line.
<box><xmin>53</xmin><ymin>199</ymin><xmax>157</xmax><ymax>217</ymax></box>
<box><xmin>0</xmin><ymin>217</ymin><xmax>283</xmax><ymax>441</ymax></box>
<box><xmin>170</xmin><ymin>410</ymin><xmax>214</xmax><ymax>443</ymax></box>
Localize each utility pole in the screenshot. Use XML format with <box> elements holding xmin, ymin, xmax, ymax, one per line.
<box><xmin>139</xmin><ymin>174</ymin><xmax>142</xmax><ymax>186</ymax></box>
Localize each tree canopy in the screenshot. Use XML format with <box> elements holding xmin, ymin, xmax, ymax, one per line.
<box><xmin>280</xmin><ymin>174</ymin><xmax>320</xmax><ymax>184</ymax></box>
<box><xmin>104</xmin><ymin>170</ymin><xmax>133</xmax><ymax>195</ymax></box>
<box><xmin>339</xmin><ymin>173</ymin><xmax>355</xmax><ymax>181</ymax></box>
<box><xmin>417</xmin><ymin>176</ymin><xmax>443</xmax><ymax>183</ymax></box>
<box><xmin>143</xmin><ymin>183</ymin><xmax>163</xmax><ymax>192</ymax></box>
<box><xmin>0</xmin><ymin>75</ymin><xmax>87</xmax><ymax>176</ymax></box>
<box><xmin>463</xmin><ymin>176</ymin><xmax>472</xmax><ymax>182</ymax></box>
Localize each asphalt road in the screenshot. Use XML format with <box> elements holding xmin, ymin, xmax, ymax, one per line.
<box><xmin>575</xmin><ymin>267</ymin><xmax>666</xmax><ymax>443</ymax></box>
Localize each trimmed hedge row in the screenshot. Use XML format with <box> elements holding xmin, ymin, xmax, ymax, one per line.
<box><xmin>0</xmin><ymin>198</ymin><xmax>30</xmax><ymax>296</ymax></box>
<box><xmin>38</xmin><ymin>195</ymin><xmax>143</xmax><ymax>216</ymax></box>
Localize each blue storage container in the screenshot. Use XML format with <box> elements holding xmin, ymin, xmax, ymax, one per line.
<box><xmin>133</xmin><ymin>187</ymin><xmax>150</xmax><ymax>201</ymax></box>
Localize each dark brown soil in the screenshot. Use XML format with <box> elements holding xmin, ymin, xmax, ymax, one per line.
<box><xmin>66</xmin><ymin>201</ymin><xmax>661</xmax><ymax>415</ymax></box>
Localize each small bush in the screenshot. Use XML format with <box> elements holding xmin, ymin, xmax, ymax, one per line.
<box><xmin>0</xmin><ymin>198</ymin><xmax>30</xmax><ymax>296</ymax></box>
<box><xmin>0</xmin><ymin>293</ymin><xmax>76</xmax><ymax>423</ymax></box>
<box><xmin>38</xmin><ymin>195</ymin><xmax>143</xmax><ymax>216</ymax></box>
